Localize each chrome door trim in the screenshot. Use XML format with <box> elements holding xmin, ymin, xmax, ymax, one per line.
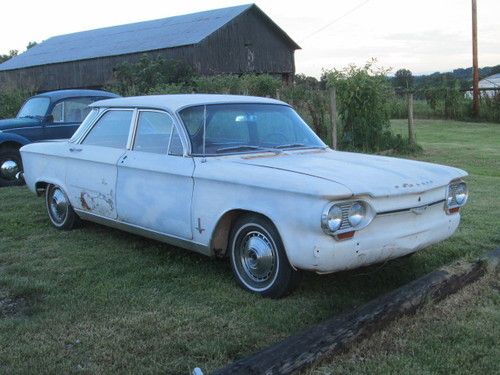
<box><xmin>75</xmin><ymin>209</ymin><xmax>210</xmax><ymax>256</ymax></box>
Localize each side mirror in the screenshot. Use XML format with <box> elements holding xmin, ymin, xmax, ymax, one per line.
<box><xmin>43</xmin><ymin>114</ymin><xmax>54</xmax><ymax>124</ymax></box>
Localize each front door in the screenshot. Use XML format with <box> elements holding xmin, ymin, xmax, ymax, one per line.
<box><xmin>65</xmin><ymin>109</ymin><xmax>134</xmax><ymax>219</ymax></box>
<box><xmin>115</xmin><ymin>110</ymin><xmax>194</xmax><ymax>239</ymax></box>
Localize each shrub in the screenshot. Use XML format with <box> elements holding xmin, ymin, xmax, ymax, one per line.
<box><xmin>0</xmin><ymin>90</ymin><xmax>31</xmax><ymax>119</ymax></box>
<box><xmin>108</xmin><ymin>55</ymin><xmax>195</xmax><ymax>96</ymax></box>
<box><xmin>324</xmin><ymin>61</ymin><xmax>415</xmax><ymax>153</ymax></box>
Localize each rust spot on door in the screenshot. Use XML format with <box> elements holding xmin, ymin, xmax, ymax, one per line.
<box><xmin>80</xmin><ymin>193</ymin><xmax>90</xmax><ymax>210</ymax></box>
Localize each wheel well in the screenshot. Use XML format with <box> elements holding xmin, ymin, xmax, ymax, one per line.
<box><xmin>35</xmin><ymin>181</ymin><xmax>49</xmax><ymax>196</ymax></box>
<box><xmin>210</xmin><ymin>209</ymin><xmax>275</xmax><ymax>258</ymax></box>
<box><xmin>0</xmin><ymin>141</ymin><xmax>22</xmax><ymax>153</ymax></box>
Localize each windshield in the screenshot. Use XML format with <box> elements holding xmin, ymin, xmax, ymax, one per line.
<box><xmin>17</xmin><ymin>97</ymin><xmax>50</xmax><ymax>118</ymax></box>
<box><xmin>179</xmin><ymin>104</ymin><xmax>326</xmax><ymax>156</ymax></box>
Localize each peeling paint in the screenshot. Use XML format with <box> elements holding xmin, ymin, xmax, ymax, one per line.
<box><xmin>80</xmin><ymin>193</ymin><xmax>91</xmax><ymax>210</ymax></box>
<box><xmin>79</xmin><ymin>190</ymin><xmax>114</xmax><ymax>216</ymax></box>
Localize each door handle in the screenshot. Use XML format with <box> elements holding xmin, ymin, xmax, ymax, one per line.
<box><xmin>69</xmin><ymin>147</ymin><xmax>82</xmax><ymax>152</ymax></box>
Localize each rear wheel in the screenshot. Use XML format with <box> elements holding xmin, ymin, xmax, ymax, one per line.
<box><xmin>45</xmin><ymin>184</ymin><xmax>78</xmax><ymax>230</ymax></box>
<box><xmin>0</xmin><ymin>149</ymin><xmax>23</xmax><ymax>187</ymax></box>
<box><xmin>229</xmin><ymin>214</ymin><xmax>301</xmax><ymax>298</ymax></box>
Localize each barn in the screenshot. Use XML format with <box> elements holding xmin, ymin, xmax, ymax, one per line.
<box><xmin>0</xmin><ymin>4</ymin><xmax>299</xmax><ymax>92</ymax></box>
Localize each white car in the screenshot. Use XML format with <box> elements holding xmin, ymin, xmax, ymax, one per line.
<box><xmin>20</xmin><ymin>94</ymin><xmax>468</xmax><ymax>298</ymax></box>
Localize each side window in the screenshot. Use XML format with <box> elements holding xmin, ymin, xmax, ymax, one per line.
<box><xmin>169</xmin><ymin>127</ymin><xmax>184</xmax><ymax>156</ymax></box>
<box><xmin>51</xmin><ymin>97</ymin><xmax>98</xmax><ymax>123</ymax></box>
<box><xmin>134</xmin><ymin>111</ymin><xmax>174</xmax><ymax>154</ymax></box>
<box><xmin>82</xmin><ymin>110</ymin><xmax>132</xmax><ymax>148</ymax></box>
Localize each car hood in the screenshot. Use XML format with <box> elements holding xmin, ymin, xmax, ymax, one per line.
<box><xmin>0</xmin><ymin>117</ymin><xmax>40</xmax><ymax>130</ymax></box>
<box><xmin>233</xmin><ymin>149</ymin><xmax>467</xmax><ymax>197</ymax></box>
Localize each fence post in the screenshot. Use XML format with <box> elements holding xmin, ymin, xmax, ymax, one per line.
<box><xmin>329</xmin><ymin>87</ymin><xmax>338</xmax><ymax>149</ymax></box>
<box><xmin>407</xmin><ymin>92</ymin><xmax>415</xmax><ymax>145</ymax></box>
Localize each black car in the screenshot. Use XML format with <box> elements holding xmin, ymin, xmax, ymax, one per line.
<box><xmin>0</xmin><ymin>89</ymin><xmax>118</xmax><ymax>186</ymax></box>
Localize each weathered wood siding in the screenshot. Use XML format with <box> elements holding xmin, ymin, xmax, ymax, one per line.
<box><xmin>0</xmin><ymin>7</ymin><xmax>297</xmax><ymax>93</ymax></box>
<box><xmin>195</xmin><ymin>7</ymin><xmax>295</xmax><ymax>76</ymax></box>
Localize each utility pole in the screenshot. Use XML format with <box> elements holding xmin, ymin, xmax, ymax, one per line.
<box><xmin>472</xmin><ymin>0</ymin><xmax>480</xmax><ymax>117</ymax></box>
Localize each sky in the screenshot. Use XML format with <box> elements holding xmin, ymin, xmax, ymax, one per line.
<box><xmin>1</xmin><ymin>0</ymin><xmax>499</xmax><ymax>77</ymax></box>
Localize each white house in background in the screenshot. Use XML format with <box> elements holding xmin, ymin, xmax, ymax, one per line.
<box><xmin>466</xmin><ymin>73</ymin><xmax>500</xmax><ymax>98</ymax></box>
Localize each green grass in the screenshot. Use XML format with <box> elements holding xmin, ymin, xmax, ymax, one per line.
<box><xmin>0</xmin><ymin>119</ymin><xmax>499</xmax><ymax>374</ymax></box>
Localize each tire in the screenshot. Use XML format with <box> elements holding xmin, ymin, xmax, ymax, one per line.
<box><xmin>229</xmin><ymin>214</ymin><xmax>301</xmax><ymax>298</ymax></box>
<box><xmin>0</xmin><ymin>148</ymin><xmax>23</xmax><ymax>187</ymax></box>
<box><xmin>45</xmin><ymin>184</ymin><xmax>79</xmax><ymax>230</ymax></box>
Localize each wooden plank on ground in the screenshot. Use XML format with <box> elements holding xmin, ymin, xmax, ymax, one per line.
<box><xmin>213</xmin><ymin>249</ymin><xmax>500</xmax><ymax>375</ymax></box>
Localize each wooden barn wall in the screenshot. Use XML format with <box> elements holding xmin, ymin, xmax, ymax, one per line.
<box><xmin>0</xmin><ymin>8</ymin><xmax>296</xmax><ymax>92</ymax></box>
<box><xmin>195</xmin><ymin>8</ymin><xmax>295</xmax><ymax>75</ymax></box>
<box><xmin>0</xmin><ymin>46</ymin><xmax>198</xmax><ymax>92</ymax></box>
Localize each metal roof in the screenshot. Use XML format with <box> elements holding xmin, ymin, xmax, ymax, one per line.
<box><xmin>0</xmin><ymin>4</ymin><xmax>258</xmax><ymax>71</ymax></box>
<box><xmin>91</xmin><ymin>94</ymin><xmax>287</xmax><ymax>112</ymax></box>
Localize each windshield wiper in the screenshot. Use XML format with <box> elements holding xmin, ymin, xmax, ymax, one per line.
<box><xmin>19</xmin><ymin>115</ymin><xmax>42</xmax><ymax>119</ymax></box>
<box><xmin>216</xmin><ymin>145</ymin><xmax>279</xmax><ymax>154</ymax></box>
<box><xmin>273</xmin><ymin>143</ymin><xmax>306</xmax><ymax>149</ymax></box>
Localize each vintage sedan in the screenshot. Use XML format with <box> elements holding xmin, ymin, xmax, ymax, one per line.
<box><xmin>0</xmin><ymin>89</ymin><xmax>118</xmax><ymax>186</ymax></box>
<box><xmin>20</xmin><ymin>94</ymin><xmax>468</xmax><ymax>298</ymax></box>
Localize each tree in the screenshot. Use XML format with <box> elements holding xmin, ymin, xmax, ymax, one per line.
<box><xmin>0</xmin><ymin>49</ymin><xmax>18</xmax><ymax>64</ymax></box>
<box><xmin>26</xmin><ymin>41</ymin><xmax>38</xmax><ymax>49</ymax></box>
<box><xmin>394</xmin><ymin>68</ymin><xmax>414</xmax><ymax>90</ymax></box>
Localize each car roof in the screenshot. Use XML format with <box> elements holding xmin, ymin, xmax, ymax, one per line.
<box><xmin>34</xmin><ymin>89</ymin><xmax>119</xmax><ymax>101</ymax></box>
<box><xmin>90</xmin><ymin>94</ymin><xmax>288</xmax><ymax>112</ymax></box>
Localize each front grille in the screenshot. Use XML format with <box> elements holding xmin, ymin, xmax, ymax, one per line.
<box><xmin>338</xmin><ymin>202</ymin><xmax>353</xmax><ymax>230</ymax></box>
<box><xmin>448</xmin><ymin>184</ymin><xmax>460</xmax><ymax>206</ymax></box>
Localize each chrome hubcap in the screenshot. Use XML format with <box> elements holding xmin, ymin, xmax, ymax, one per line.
<box><xmin>0</xmin><ymin>160</ymin><xmax>19</xmax><ymax>180</ymax></box>
<box><xmin>49</xmin><ymin>188</ymin><xmax>68</xmax><ymax>224</ymax></box>
<box><xmin>239</xmin><ymin>231</ymin><xmax>275</xmax><ymax>282</ymax></box>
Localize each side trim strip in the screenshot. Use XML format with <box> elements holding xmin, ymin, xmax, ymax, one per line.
<box><xmin>377</xmin><ymin>199</ymin><xmax>445</xmax><ymax>216</ymax></box>
<box><xmin>74</xmin><ymin>209</ymin><xmax>211</xmax><ymax>256</ymax></box>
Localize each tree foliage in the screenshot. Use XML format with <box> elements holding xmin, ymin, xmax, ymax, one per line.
<box><xmin>109</xmin><ymin>55</ymin><xmax>195</xmax><ymax>95</ymax></box>
<box><xmin>325</xmin><ymin>61</ymin><xmax>397</xmax><ymax>151</ymax></box>
<box><xmin>0</xmin><ymin>50</ymin><xmax>18</xmax><ymax>64</ymax></box>
<box><xmin>394</xmin><ymin>68</ymin><xmax>414</xmax><ymax>90</ymax></box>
<box><xmin>0</xmin><ymin>90</ymin><xmax>31</xmax><ymax>119</ymax></box>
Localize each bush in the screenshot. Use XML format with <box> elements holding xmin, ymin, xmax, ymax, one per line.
<box><xmin>0</xmin><ymin>90</ymin><xmax>31</xmax><ymax>119</ymax></box>
<box><xmin>107</xmin><ymin>55</ymin><xmax>195</xmax><ymax>96</ymax></box>
<box><xmin>324</xmin><ymin>61</ymin><xmax>416</xmax><ymax>153</ymax></box>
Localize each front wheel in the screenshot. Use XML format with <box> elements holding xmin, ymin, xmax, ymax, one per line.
<box><xmin>229</xmin><ymin>214</ymin><xmax>301</xmax><ymax>298</ymax></box>
<box><xmin>0</xmin><ymin>149</ymin><xmax>23</xmax><ymax>187</ymax></box>
<box><xmin>45</xmin><ymin>184</ymin><xmax>79</xmax><ymax>230</ymax></box>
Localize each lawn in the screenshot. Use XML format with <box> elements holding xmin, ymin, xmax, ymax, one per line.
<box><xmin>0</xmin><ymin>119</ymin><xmax>499</xmax><ymax>374</ymax></box>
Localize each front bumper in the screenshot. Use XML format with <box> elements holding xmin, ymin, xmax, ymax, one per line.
<box><xmin>288</xmin><ymin>202</ymin><xmax>461</xmax><ymax>273</ymax></box>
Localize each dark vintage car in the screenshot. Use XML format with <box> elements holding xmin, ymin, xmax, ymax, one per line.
<box><xmin>0</xmin><ymin>89</ymin><xmax>118</xmax><ymax>186</ymax></box>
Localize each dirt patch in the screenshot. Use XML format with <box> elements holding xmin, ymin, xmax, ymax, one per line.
<box><xmin>0</xmin><ymin>288</ymin><xmax>28</xmax><ymax>318</ymax></box>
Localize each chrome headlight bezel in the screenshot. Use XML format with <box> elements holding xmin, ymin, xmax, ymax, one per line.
<box><xmin>445</xmin><ymin>180</ymin><xmax>468</xmax><ymax>213</ymax></box>
<box><xmin>321</xmin><ymin>200</ymin><xmax>375</xmax><ymax>237</ymax></box>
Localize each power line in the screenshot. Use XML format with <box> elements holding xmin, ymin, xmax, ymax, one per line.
<box><xmin>301</xmin><ymin>0</ymin><xmax>372</xmax><ymax>41</ymax></box>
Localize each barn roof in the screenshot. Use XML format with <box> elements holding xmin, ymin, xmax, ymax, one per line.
<box><xmin>0</xmin><ymin>4</ymin><xmax>299</xmax><ymax>72</ymax></box>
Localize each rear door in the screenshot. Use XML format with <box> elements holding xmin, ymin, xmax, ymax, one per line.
<box><xmin>65</xmin><ymin>109</ymin><xmax>134</xmax><ymax>219</ymax></box>
<box><xmin>115</xmin><ymin>109</ymin><xmax>195</xmax><ymax>239</ymax></box>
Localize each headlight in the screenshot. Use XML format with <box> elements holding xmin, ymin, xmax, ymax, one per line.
<box><xmin>348</xmin><ymin>202</ymin><xmax>366</xmax><ymax>226</ymax></box>
<box><xmin>445</xmin><ymin>180</ymin><xmax>468</xmax><ymax>213</ymax></box>
<box><xmin>322</xmin><ymin>200</ymin><xmax>374</xmax><ymax>239</ymax></box>
<box><xmin>325</xmin><ymin>205</ymin><xmax>343</xmax><ymax>232</ymax></box>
